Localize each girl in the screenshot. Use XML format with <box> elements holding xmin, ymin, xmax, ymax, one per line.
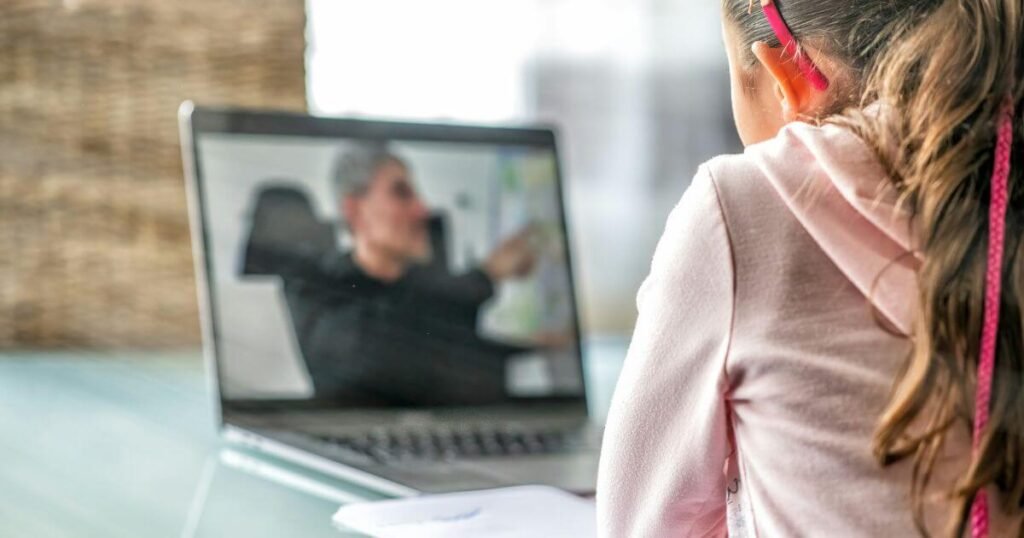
<box><xmin>596</xmin><ymin>0</ymin><xmax>1023</xmax><ymax>536</ymax></box>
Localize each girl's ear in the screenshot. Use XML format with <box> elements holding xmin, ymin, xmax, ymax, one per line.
<box><xmin>751</xmin><ymin>41</ymin><xmax>816</xmax><ymax>121</ymax></box>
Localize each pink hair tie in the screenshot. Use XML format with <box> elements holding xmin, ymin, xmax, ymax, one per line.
<box><xmin>758</xmin><ymin>0</ymin><xmax>830</xmax><ymax>91</ymax></box>
<box><xmin>969</xmin><ymin>94</ymin><xmax>1015</xmax><ymax>538</ymax></box>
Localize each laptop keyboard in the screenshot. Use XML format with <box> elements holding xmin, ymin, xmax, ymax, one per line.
<box><xmin>319</xmin><ymin>427</ymin><xmax>586</xmax><ymax>463</ymax></box>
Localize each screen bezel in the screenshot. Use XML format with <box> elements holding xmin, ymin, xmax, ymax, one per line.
<box><xmin>181</xmin><ymin>103</ymin><xmax>589</xmax><ymax>419</ymax></box>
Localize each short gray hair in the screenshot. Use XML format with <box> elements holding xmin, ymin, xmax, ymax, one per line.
<box><xmin>330</xmin><ymin>141</ymin><xmax>404</xmax><ymax>200</ymax></box>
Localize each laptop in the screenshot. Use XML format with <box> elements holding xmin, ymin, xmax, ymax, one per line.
<box><xmin>179</xmin><ymin>102</ymin><xmax>600</xmax><ymax>497</ymax></box>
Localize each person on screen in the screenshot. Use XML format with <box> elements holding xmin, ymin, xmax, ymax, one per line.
<box><xmin>281</xmin><ymin>142</ymin><xmax>541</xmax><ymax>406</ymax></box>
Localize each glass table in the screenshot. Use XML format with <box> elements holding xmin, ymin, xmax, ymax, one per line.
<box><xmin>0</xmin><ymin>337</ymin><xmax>626</xmax><ymax>537</ymax></box>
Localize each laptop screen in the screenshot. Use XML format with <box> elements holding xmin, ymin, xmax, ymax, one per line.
<box><xmin>186</xmin><ymin>108</ymin><xmax>585</xmax><ymax>410</ymax></box>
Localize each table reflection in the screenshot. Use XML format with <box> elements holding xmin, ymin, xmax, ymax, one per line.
<box><xmin>182</xmin><ymin>449</ymin><xmax>392</xmax><ymax>538</ymax></box>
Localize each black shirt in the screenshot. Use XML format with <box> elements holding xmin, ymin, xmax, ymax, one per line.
<box><xmin>281</xmin><ymin>252</ymin><xmax>525</xmax><ymax>406</ymax></box>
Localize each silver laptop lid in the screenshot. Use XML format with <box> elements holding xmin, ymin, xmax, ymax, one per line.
<box><xmin>179</xmin><ymin>103</ymin><xmax>588</xmax><ymax>426</ymax></box>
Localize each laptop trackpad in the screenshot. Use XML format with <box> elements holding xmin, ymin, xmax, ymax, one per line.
<box><xmin>369</xmin><ymin>461</ymin><xmax>516</xmax><ymax>493</ymax></box>
<box><xmin>460</xmin><ymin>453</ymin><xmax>599</xmax><ymax>494</ymax></box>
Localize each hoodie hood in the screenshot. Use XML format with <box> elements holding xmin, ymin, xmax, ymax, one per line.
<box><xmin>744</xmin><ymin>121</ymin><xmax>918</xmax><ymax>335</ymax></box>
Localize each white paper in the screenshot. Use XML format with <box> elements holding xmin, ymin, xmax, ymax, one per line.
<box><xmin>332</xmin><ymin>485</ymin><xmax>596</xmax><ymax>538</ymax></box>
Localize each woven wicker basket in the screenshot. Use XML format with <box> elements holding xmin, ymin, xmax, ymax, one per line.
<box><xmin>0</xmin><ymin>0</ymin><xmax>307</xmax><ymax>348</ymax></box>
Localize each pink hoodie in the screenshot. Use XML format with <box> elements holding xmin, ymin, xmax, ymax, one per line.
<box><xmin>596</xmin><ymin>121</ymin><xmax>1022</xmax><ymax>537</ymax></box>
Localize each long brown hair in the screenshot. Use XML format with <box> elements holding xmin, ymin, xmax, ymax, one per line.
<box><xmin>723</xmin><ymin>0</ymin><xmax>1023</xmax><ymax>535</ymax></box>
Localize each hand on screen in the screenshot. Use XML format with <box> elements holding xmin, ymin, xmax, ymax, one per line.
<box><xmin>483</xmin><ymin>225</ymin><xmax>538</xmax><ymax>281</ymax></box>
<box><xmin>531</xmin><ymin>329</ymin><xmax>575</xmax><ymax>350</ymax></box>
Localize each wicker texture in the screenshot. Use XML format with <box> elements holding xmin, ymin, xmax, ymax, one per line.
<box><xmin>0</xmin><ymin>0</ymin><xmax>307</xmax><ymax>348</ymax></box>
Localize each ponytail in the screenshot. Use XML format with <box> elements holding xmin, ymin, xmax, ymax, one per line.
<box><xmin>856</xmin><ymin>0</ymin><xmax>1022</xmax><ymax>535</ymax></box>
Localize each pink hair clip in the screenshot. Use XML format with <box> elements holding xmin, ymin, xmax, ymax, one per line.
<box><xmin>758</xmin><ymin>0</ymin><xmax>830</xmax><ymax>91</ymax></box>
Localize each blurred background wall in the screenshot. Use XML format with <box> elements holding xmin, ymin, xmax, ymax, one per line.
<box><xmin>0</xmin><ymin>0</ymin><xmax>739</xmax><ymax>349</ymax></box>
<box><xmin>0</xmin><ymin>0</ymin><xmax>306</xmax><ymax>348</ymax></box>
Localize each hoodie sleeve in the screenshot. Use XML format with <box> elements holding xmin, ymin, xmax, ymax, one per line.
<box><xmin>596</xmin><ymin>166</ymin><xmax>735</xmax><ymax>538</ymax></box>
